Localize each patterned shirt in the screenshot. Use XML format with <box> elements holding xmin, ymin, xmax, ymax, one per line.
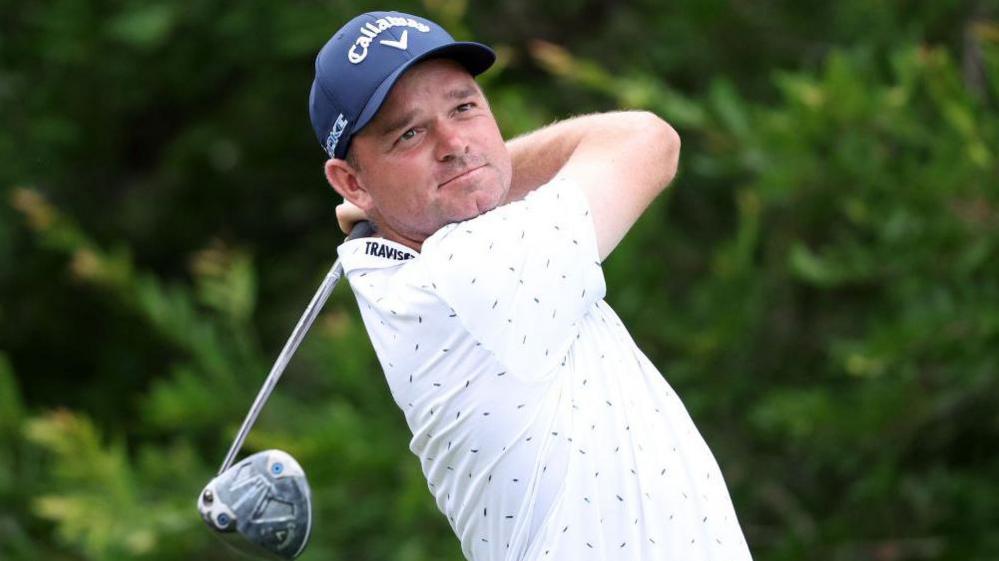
<box><xmin>338</xmin><ymin>176</ymin><xmax>752</xmax><ymax>561</ymax></box>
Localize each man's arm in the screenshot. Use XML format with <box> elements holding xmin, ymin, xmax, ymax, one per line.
<box><xmin>505</xmin><ymin>111</ymin><xmax>680</xmax><ymax>261</ymax></box>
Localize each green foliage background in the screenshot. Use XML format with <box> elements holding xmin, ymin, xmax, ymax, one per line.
<box><xmin>2</xmin><ymin>0</ymin><xmax>998</xmax><ymax>560</ymax></box>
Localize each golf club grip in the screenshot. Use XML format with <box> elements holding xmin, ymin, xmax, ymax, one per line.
<box><xmin>217</xmin><ymin>220</ymin><xmax>374</xmax><ymax>475</ymax></box>
<box><xmin>347</xmin><ymin>219</ymin><xmax>376</xmax><ymax>240</ymax></box>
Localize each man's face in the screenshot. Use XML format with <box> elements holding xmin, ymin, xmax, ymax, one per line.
<box><xmin>343</xmin><ymin>58</ymin><xmax>512</xmax><ymax>248</ymax></box>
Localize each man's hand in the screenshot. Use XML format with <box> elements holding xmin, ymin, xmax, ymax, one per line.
<box><xmin>335</xmin><ymin>200</ymin><xmax>368</xmax><ymax>234</ymax></box>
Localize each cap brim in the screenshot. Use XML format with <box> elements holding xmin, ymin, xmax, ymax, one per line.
<box><xmin>350</xmin><ymin>42</ymin><xmax>496</xmax><ymax>141</ymax></box>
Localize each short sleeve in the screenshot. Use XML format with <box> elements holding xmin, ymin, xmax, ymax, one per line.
<box><xmin>419</xmin><ymin>177</ymin><xmax>606</xmax><ymax>380</ymax></box>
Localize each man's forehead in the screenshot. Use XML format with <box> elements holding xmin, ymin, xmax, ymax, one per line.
<box><xmin>367</xmin><ymin>59</ymin><xmax>481</xmax><ymax>129</ymax></box>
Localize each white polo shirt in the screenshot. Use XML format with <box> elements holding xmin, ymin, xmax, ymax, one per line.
<box><xmin>338</xmin><ymin>177</ymin><xmax>752</xmax><ymax>561</ymax></box>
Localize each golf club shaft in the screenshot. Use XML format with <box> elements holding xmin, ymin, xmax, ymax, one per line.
<box><xmin>218</xmin><ymin>221</ymin><xmax>373</xmax><ymax>475</ymax></box>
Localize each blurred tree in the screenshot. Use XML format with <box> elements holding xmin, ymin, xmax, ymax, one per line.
<box><xmin>1</xmin><ymin>0</ymin><xmax>997</xmax><ymax>560</ymax></box>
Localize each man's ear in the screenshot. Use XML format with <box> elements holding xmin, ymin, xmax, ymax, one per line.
<box><xmin>325</xmin><ymin>158</ymin><xmax>373</xmax><ymax>211</ymax></box>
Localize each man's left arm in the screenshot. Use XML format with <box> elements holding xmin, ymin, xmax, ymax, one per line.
<box><xmin>504</xmin><ymin>111</ymin><xmax>680</xmax><ymax>261</ymax></box>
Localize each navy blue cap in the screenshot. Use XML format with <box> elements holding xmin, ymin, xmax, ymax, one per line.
<box><xmin>309</xmin><ymin>11</ymin><xmax>496</xmax><ymax>160</ymax></box>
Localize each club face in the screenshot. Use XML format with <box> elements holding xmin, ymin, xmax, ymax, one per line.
<box><xmin>198</xmin><ymin>450</ymin><xmax>312</xmax><ymax>560</ymax></box>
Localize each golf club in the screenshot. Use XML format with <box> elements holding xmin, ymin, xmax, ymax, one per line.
<box><xmin>198</xmin><ymin>220</ymin><xmax>374</xmax><ymax>560</ymax></box>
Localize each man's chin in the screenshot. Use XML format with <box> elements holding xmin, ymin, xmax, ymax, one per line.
<box><xmin>468</xmin><ymin>190</ymin><xmax>506</xmax><ymax>218</ymax></box>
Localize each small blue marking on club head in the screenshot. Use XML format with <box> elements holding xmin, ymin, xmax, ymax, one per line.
<box><xmin>217</xmin><ymin>513</ymin><xmax>230</xmax><ymax>527</ymax></box>
<box><xmin>272</xmin><ymin>463</ymin><xmax>283</xmax><ymax>475</ymax></box>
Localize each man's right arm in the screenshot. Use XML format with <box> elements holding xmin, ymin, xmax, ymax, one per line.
<box><xmin>505</xmin><ymin>111</ymin><xmax>680</xmax><ymax>261</ymax></box>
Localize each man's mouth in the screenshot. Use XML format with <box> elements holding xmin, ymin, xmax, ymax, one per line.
<box><xmin>439</xmin><ymin>164</ymin><xmax>486</xmax><ymax>189</ymax></box>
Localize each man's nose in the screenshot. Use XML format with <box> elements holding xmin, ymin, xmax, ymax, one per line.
<box><xmin>434</xmin><ymin>120</ymin><xmax>469</xmax><ymax>162</ymax></box>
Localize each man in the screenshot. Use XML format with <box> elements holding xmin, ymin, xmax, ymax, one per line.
<box><xmin>309</xmin><ymin>11</ymin><xmax>752</xmax><ymax>561</ymax></box>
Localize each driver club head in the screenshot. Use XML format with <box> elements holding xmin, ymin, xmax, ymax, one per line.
<box><xmin>198</xmin><ymin>450</ymin><xmax>313</xmax><ymax>560</ymax></box>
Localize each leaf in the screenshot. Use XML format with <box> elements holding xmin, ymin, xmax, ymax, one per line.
<box><xmin>708</xmin><ymin>79</ymin><xmax>751</xmax><ymax>141</ymax></box>
<box><xmin>106</xmin><ymin>4</ymin><xmax>178</xmax><ymax>49</ymax></box>
<box><xmin>190</xmin><ymin>241</ymin><xmax>257</xmax><ymax>322</ymax></box>
<box><xmin>0</xmin><ymin>354</ymin><xmax>23</xmax><ymax>435</ymax></box>
<box><xmin>23</xmin><ymin>411</ymin><xmax>210</xmax><ymax>560</ymax></box>
<box><xmin>788</xmin><ymin>243</ymin><xmax>842</xmax><ymax>287</ymax></box>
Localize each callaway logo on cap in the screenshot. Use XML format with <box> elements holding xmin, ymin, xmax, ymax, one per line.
<box><xmin>347</xmin><ymin>15</ymin><xmax>431</xmax><ymax>63</ymax></box>
<box><xmin>309</xmin><ymin>11</ymin><xmax>495</xmax><ymax>159</ymax></box>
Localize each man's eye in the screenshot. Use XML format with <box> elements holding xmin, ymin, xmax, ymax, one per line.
<box><xmin>456</xmin><ymin>102</ymin><xmax>474</xmax><ymax>112</ymax></box>
<box><xmin>399</xmin><ymin>129</ymin><xmax>417</xmax><ymax>142</ymax></box>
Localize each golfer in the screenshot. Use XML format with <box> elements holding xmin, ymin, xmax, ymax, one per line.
<box><xmin>309</xmin><ymin>11</ymin><xmax>752</xmax><ymax>561</ymax></box>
